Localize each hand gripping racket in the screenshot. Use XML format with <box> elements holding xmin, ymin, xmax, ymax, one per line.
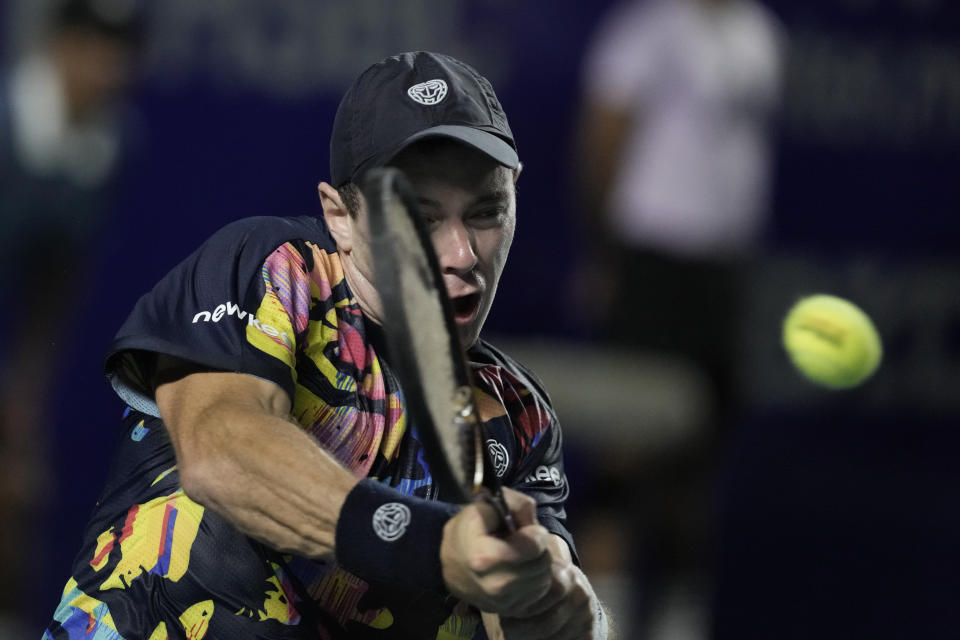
<box><xmin>362</xmin><ymin>167</ymin><xmax>514</xmax><ymax>532</ymax></box>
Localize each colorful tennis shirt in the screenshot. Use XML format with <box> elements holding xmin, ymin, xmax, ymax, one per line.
<box><xmin>44</xmin><ymin>215</ymin><xmax>575</xmax><ymax>640</ymax></box>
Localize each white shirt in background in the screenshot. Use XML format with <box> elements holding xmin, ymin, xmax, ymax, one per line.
<box><xmin>583</xmin><ymin>0</ymin><xmax>784</xmax><ymax>258</ymax></box>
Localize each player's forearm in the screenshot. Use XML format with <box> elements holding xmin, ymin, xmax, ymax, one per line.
<box><xmin>185</xmin><ymin>408</ymin><xmax>356</xmax><ymax>556</ymax></box>
<box><xmin>156</xmin><ymin>374</ymin><xmax>357</xmax><ymax>558</ymax></box>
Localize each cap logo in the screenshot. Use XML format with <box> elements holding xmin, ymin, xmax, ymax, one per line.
<box><xmin>407</xmin><ymin>79</ymin><xmax>448</xmax><ymax>106</ymax></box>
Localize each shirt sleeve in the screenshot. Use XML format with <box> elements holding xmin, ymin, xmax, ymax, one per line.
<box><xmin>475</xmin><ymin>346</ymin><xmax>580</xmax><ymax>565</ymax></box>
<box><xmin>581</xmin><ymin>0</ymin><xmax>667</xmax><ymax>108</ymax></box>
<box><xmin>105</xmin><ymin>216</ymin><xmax>327</xmax><ymax>416</ymax></box>
<box><xmin>511</xmin><ymin>413</ymin><xmax>579</xmax><ymax>565</ymax></box>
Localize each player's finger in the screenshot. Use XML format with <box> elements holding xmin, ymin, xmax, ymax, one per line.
<box><xmin>501</xmin><ymin>487</ymin><xmax>539</xmax><ymax>528</ymax></box>
<box><xmin>468</xmin><ymin>527</ymin><xmax>551</xmax><ymax>574</ymax></box>
<box><xmin>492</xmin><ymin>524</ymin><xmax>551</xmax><ymax>568</ymax></box>
<box><xmin>478</xmin><ymin>554</ymin><xmax>554</xmax><ymax>615</ymax></box>
<box><xmin>508</xmin><ymin>566</ymin><xmax>569</xmax><ymax>618</ymax></box>
<box><xmin>506</xmin><ymin>565</ymin><xmax>595</xmax><ymax>637</ymax></box>
<box><xmin>473</xmin><ymin>497</ymin><xmax>506</xmax><ymax>534</ymax></box>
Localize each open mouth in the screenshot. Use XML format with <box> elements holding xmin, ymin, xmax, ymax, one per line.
<box><xmin>450</xmin><ymin>293</ymin><xmax>482</xmax><ymax>323</ymax></box>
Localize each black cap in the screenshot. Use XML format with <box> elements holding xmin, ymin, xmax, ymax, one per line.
<box><xmin>330</xmin><ymin>51</ymin><xmax>519</xmax><ymax>187</ymax></box>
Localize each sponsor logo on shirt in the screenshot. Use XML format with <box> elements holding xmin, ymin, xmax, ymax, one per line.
<box><xmin>191</xmin><ymin>301</ymin><xmax>292</xmax><ymax>347</ymax></box>
<box><xmin>524</xmin><ymin>465</ymin><xmax>564</xmax><ymax>488</ymax></box>
<box><xmin>486</xmin><ymin>439</ymin><xmax>509</xmax><ymax>478</ymax></box>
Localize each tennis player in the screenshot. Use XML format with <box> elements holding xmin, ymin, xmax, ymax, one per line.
<box><xmin>44</xmin><ymin>51</ymin><xmax>607</xmax><ymax>639</ymax></box>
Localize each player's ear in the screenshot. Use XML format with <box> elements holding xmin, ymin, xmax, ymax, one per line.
<box><xmin>512</xmin><ymin>162</ymin><xmax>523</xmax><ymax>184</ymax></box>
<box><xmin>318</xmin><ymin>181</ymin><xmax>352</xmax><ymax>252</ymax></box>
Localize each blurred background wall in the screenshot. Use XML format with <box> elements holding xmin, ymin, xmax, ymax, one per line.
<box><xmin>0</xmin><ymin>0</ymin><xmax>958</xmax><ymax>638</ymax></box>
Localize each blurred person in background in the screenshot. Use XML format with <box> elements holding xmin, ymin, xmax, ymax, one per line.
<box><xmin>0</xmin><ymin>0</ymin><xmax>142</xmax><ymax>632</ymax></box>
<box><xmin>572</xmin><ymin>0</ymin><xmax>784</xmax><ymax>636</ymax></box>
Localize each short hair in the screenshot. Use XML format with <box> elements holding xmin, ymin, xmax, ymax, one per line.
<box><xmin>337</xmin><ymin>182</ymin><xmax>362</xmax><ymax>218</ymax></box>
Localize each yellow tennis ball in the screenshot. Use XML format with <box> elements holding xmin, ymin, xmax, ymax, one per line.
<box><xmin>782</xmin><ymin>294</ymin><xmax>882</xmax><ymax>389</ymax></box>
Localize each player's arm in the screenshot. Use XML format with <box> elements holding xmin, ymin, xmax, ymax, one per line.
<box><xmin>155</xmin><ymin>358</ymin><xmax>357</xmax><ymax>557</ymax></box>
<box><xmin>155</xmin><ymin>356</ymin><xmax>554</xmax><ymax>616</ymax></box>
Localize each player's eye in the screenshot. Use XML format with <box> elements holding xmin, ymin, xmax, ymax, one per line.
<box><xmin>470</xmin><ymin>208</ymin><xmax>506</xmax><ymax>224</ymax></box>
<box><xmin>421</xmin><ymin>214</ymin><xmax>442</xmax><ymax>228</ymax></box>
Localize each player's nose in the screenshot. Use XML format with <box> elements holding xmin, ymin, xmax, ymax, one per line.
<box><xmin>434</xmin><ymin>221</ymin><xmax>478</xmax><ymax>274</ymax></box>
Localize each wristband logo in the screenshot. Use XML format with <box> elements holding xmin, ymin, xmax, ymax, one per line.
<box><xmin>372</xmin><ymin>503</ymin><xmax>411</xmax><ymax>542</ymax></box>
<box><xmin>486</xmin><ymin>439</ymin><xmax>509</xmax><ymax>478</ymax></box>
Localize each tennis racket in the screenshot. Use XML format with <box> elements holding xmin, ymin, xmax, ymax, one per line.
<box><xmin>362</xmin><ymin>167</ymin><xmax>513</xmax><ymax>531</ymax></box>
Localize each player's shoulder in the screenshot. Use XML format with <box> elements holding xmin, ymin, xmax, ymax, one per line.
<box><xmin>202</xmin><ymin>214</ymin><xmax>333</xmax><ymax>254</ymax></box>
<box><xmin>185</xmin><ymin>214</ymin><xmax>336</xmax><ymax>274</ymax></box>
<box><xmin>471</xmin><ymin>339</ymin><xmax>554</xmax><ymax>407</ymax></box>
<box><xmin>472</xmin><ymin>340</ymin><xmax>562</xmax><ymax>451</ymax></box>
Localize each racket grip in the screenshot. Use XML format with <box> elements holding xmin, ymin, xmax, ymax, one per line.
<box><xmin>482</xmin><ymin>486</ymin><xmax>516</xmax><ymax>535</ymax></box>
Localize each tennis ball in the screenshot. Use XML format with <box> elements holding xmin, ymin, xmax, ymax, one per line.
<box><xmin>782</xmin><ymin>294</ymin><xmax>882</xmax><ymax>389</ymax></box>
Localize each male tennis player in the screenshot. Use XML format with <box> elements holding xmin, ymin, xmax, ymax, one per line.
<box><xmin>44</xmin><ymin>52</ymin><xmax>606</xmax><ymax>639</ymax></box>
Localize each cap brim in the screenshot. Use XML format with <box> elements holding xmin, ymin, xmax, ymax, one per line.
<box><xmin>394</xmin><ymin>125</ymin><xmax>520</xmax><ymax>169</ymax></box>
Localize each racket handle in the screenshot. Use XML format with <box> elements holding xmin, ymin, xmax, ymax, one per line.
<box><xmin>482</xmin><ymin>486</ymin><xmax>516</xmax><ymax>535</ymax></box>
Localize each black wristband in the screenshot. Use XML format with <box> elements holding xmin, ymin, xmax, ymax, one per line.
<box><xmin>335</xmin><ymin>478</ymin><xmax>460</xmax><ymax>592</ymax></box>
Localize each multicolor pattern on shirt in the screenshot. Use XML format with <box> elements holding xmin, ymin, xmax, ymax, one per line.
<box><xmin>44</xmin><ymin>215</ymin><xmax>572</xmax><ymax>640</ymax></box>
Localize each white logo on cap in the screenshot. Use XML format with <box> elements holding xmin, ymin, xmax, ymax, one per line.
<box><xmin>486</xmin><ymin>439</ymin><xmax>509</xmax><ymax>478</ymax></box>
<box><xmin>407</xmin><ymin>79</ymin><xmax>448</xmax><ymax>105</ymax></box>
<box><xmin>372</xmin><ymin>502</ymin><xmax>411</xmax><ymax>541</ymax></box>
